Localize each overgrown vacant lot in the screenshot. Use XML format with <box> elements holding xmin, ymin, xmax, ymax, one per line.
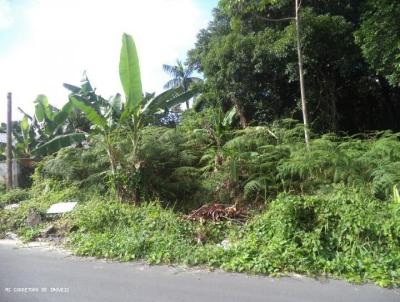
<box><xmin>1</xmin><ymin>128</ymin><xmax>399</xmax><ymax>288</ymax></box>
<box><xmin>1</xmin><ymin>0</ymin><xmax>400</xmax><ymax>291</ymax></box>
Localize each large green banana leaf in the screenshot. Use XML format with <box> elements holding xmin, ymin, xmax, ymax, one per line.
<box><xmin>52</xmin><ymin>101</ymin><xmax>73</xmax><ymax>126</ymax></box>
<box><xmin>119</xmin><ymin>33</ymin><xmax>143</xmax><ymax>117</ymax></box>
<box><xmin>70</xmin><ymin>95</ymin><xmax>107</xmax><ymax>129</ymax></box>
<box><xmin>32</xmin><ymin>133</ymin><xmax>86</xmax><ymax>156</ymax></box>
<box><xmin>163</xmin><ymin>89</ymin><xmax>198</xmax><ymax>109</ymax></box>
<box><xmin>34</xmin><ymin>95</ymin><xmax>53</xmax><ymax>122</ymax></box>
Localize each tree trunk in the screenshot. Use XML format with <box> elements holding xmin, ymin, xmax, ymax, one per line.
<box><xmin>328</xmin><ymin>81</ymin><xmax>338</xmax><ymax>132</ymax></box>
<box><xmin>183</xmin><ymin>82</ymin><xmax>190</xmax><ymax>110</ymax></box>
<box><xmin>232</xmin><ymin>96</ymin><xmax>247</xmax><ymax>128</ymax></box>
<box><xmin>295</xmin><ymin>0</ymin><xmax>310</xmax><ymax>150</ymax></box>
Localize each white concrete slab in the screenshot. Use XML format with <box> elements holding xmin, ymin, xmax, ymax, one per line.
<box><xmin>46</xmin><ymin>202</ymin><xmax>77</xmax><ymax>214</ymax></box>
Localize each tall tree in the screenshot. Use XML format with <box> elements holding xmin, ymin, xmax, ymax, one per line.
<box><xmin>355</xmin><ymin>0</ymin><xmax>400</xmax><ymax>87</ymax></box>
<box><xmin>163</xmin><ymin>60</ymin><xmax>202</xmax><ymax>109</ymax></box>
<box><xmin>188</xmin><ymin>0</ymin><xmax>400</xmax><ymax>133</ymax></box>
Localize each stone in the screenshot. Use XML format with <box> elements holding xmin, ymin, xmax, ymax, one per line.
<box><xmin>5</xmin><ymin>232</ymin><xmax>18</xmax><ymax>240</ymax></box>
<box><xmin>219</xmin><ymin>239</ymin><xmax>232</xmax><ymax>250</ymax></box>
<box><xmin>41</xmin><ymin>225</ymin><xmax>55</xmax><ymax>238</ymax></box>
<box><xmin>4</xmin><ymin>203</ymin><xmax>20</xmax><ymax>211</ymax></box>
<box><xmin>26</xmin><ymin>209</ymin><xmax>41</xmax><ymax>227</ymax></box>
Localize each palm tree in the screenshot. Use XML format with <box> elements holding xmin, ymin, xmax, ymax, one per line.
<box><xmin>162</xmin><ymin>60</ymin><xmax>201</xmax><ymax>109</ymax></box>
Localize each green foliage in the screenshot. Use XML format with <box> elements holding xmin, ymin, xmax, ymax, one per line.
<box><xmin>162</xmin><ymin>59</ymin><xmax>202</xmax><ymax>109</ymax></box>
<box><xmin>66</xmin><ymin>34</ymin><xmax>201</xmax><ymax>202</ymax></box>
<box><xmin>14</xmin><ymin>95</ymin><xmax>85</xmax><ymax>158</ymax></box>
<box><xmin>355</xmin><ymin>0</ymin><xmax>400</xmax><ymax>86</ymax></box>
<box><xmin>138</xmin><ymin>126</ymin><xmax>202</xmax><ymax>208</ymax></box>
<box><xmin>24</xmin><ymin>111</ymin><xmax>400</xmax><ymax>208</ymax></box>
<box><xmin>68</xmin><ymin>197</ymin><xmax>237</xmax><ymax>265</ymax></box>
<box><xmin>32</xmin><ymin>133</ymin><xmax>86</xmax><ymax>156</ymax></box>
<box><xmin>36</xmin><ymin>143</ymin><xmax>109</xmax><ymax>191</ymax></box>
<box><xmin>0</xmin><ymin>189</ymin><xmax>31</xmax><ymax>208</ymax></box>
<box><xmin>70</xmin><ymin>95</ymin><xmax>108</xmax><ymax>129</ymax></box>
<box><xmin>221</xmin><ymin>188</ymin><xmax>400</xmax><ymax>287</ymax></box>
<box><xmin>189</xmin><ymin>0</ymin><xmax>400</xmax><ymax>132</ymax></box>
<box><xmin>64</xmin><ymin>187</ymin><xmax>400</xmax><ymax>287</ymax></box>
<box><xmin>277</xmin><ymin>132</ymin><xmax>400</xmax><ymax>200</ymax></box>
<box><xmin>0</xmin><ymin>180</ymin><xmax>81</xmax><ymax>239</ymax></box>
<box><xmin>120</xmin><ymin>33</ymin><xmax>143</xmax><ymax>117</ymax></box>
<box><xmin>69</xmin><ymin>200</ymin><xmax>194</xmax><ymax>263</ymax></box>
<box><xmin>3</xmin><ymin>134</ymin><xmax>400</xmax><ymax>288</ymax></box>
<box><xmin>3</xmin><ymin>21</ymin><xmax>399</xmax><ymax>288</ymax></box>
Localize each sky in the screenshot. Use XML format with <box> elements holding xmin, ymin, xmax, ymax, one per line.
<box><xmin>0</xmin><ymin>0</ymin><xmax>218</xmax><ymax>123</ymax></box>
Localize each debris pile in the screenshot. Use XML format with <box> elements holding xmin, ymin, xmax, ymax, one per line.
<box><xmin>185</xmin><ymin>203</ymin><xmax>247</xmax><ymax>222</ymax></box>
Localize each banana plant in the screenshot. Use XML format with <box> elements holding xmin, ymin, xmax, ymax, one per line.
<box><xmin>67</xmin><ymin>33</ymin><xmax>197</xmax><ymax>200</ymax></box>
<box><xmin>12</xmin><ymin>116</ymin><xmax>35</xmax><ymax>158</ymax></box>
<box><xmin>15</xmin><ymin>96</ymin><xmax>85</xmax><ymax>158</ymax></box>
<box><xmin>197</xmin><ymin>107</ymin><xmax>237</xmax><ymax>171</ymax></box>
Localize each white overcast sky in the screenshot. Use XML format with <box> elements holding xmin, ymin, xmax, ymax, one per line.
<box><xmin>0</xmin><ymin>0</ymin><xmax>217</xmax><ymax>122</ymax></box>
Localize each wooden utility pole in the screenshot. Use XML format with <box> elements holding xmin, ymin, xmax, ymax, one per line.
<box><xmin>6</xmin><ymin>92</ymin><xmax>13</xmax><ymax>189</ymax></box>
<box><xmin>295</xmin><ymin>0</ymin><xmax>310</xmax><ymax>150</ymax></box>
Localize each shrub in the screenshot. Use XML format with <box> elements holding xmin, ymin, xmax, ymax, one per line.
<box><xmin>65</xmin><ymin>187</ymin><xmax>400</xmax><ymax>287</ymax></box>
<box><xmin>68</xmin><ymin>198</ymin><xmax>235</xmax><ymax>264</ymax></box>
<box><xmin>36</xmin><ymin>141</ymin><xmax>109</xmax><ymax>191</ymax></box>
<box><xmin>69</xmin><ymin>199</ymin><xmax>195</xmax><ymax>262</ymax></box>
<box><xmin>221</xmin><ymin>187</ymin><xmax>400</xmax><ymax>287</ymax></box>
<box><xmin>0</xmin><ymin>189</ymin><xmax>31</xmax><ymax>208</ymax></box>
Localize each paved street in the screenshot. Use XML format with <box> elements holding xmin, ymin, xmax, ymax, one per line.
<box><xmin>0</xmin><ymin>240</ymin><xmax>398</xmax><ymax>302</ymax></box>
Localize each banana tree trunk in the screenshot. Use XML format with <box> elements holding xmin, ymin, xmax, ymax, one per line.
<box><xmin>130</xmin><ymin>119</ymin><xmax>142</xmax><ymax>204</ymax></box>
<box><xmin>105</xmin><ymin>134</ymin><xmax>122</xmax><ymax>201</ymax></box>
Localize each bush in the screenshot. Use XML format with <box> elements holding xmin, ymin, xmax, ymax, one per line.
<box><xmin>36</xmin><ymin>142</ymin><xmax>109</xmax><ymax>191</ymax></box>
<box><xmin>221</xmin><ymin>187</ymin><xmax>400</xmax><ymax>287</ymax></box>
<box><xmin>0</xmin><ymin>189</ymin><xmax>31</xmax><ymax>208</ymax></box>
<box><xmin>68</xmin><ymin>199</ymin><xmax>230</xmax><ymax>263</ymax></box>
<box><xmin>65</xmin><ymin>188</ymin><xmax>400</xmax><ymax>287</ymax></box>
<box><xmin>276</xmin><ymin>132</ymin><xmax>400</xmax><ymax>199</ymax></box>
<box><xmin>68</xmin><ymin>195</ymin><xmax>242</xmax><ymax>264</ymax></box>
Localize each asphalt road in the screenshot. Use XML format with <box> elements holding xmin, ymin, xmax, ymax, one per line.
<box><xmin>0</xmin><ymin>240</ymin><xmax>398</xmax><ymax>302</ymax></box>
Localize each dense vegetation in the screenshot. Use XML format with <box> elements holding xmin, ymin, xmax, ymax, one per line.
<box><xmin>1</xmin><ymin>0</ymin><xmax>399</xmax><ymax>288</ymax></box>
<box><xmin>189</xmin><ymin>0</ymin><xmax>400</xmax><ymax>132</ymax></box>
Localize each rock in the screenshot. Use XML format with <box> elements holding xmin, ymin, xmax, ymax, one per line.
<box><xmin>5</xmin><ymin>232</ymin><xmax>18</xmax><ymax>240</ymax></box>
<box><xmin>41</xmin><ymin>225</ymin><xmax>55</xmax><ymax>238</ymax></box>
<box><xmin>26</xmin><ymin>209</ymin><xmax>41</xmax><ymax>227</ymax></box>
<box><xmin>219</xmin><ymin>239</ymin><xmax>232</xmax><ymax>250</ymax></box>
<box><xmin>4</xmin><ymin>203</ymin><xmax>20</xmax><ymax>211</ymax></box>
